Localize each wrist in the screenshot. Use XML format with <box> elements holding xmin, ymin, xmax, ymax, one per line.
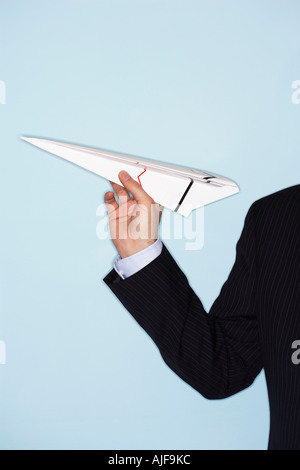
<box><xmin>118</xmin><ymin>239</ymin><xmax>157</xmax><ymax>259</ymax></box>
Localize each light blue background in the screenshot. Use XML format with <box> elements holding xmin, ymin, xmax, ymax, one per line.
<box><xmin>0</xmin><ymin>0</ymin><xmax>299</xmax><ymax>450</ymax></box>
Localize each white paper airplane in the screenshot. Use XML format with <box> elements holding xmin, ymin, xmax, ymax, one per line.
<box><xmin>21</xmin><ymin>137</ymin><xmax>239</xmax><ymax>216</ymax></box>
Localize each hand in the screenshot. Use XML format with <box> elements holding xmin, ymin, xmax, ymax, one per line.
<box><xmin>104</xmin><ymin>170</ymin><xmax>163</xmax><ymax>258</ymax></box>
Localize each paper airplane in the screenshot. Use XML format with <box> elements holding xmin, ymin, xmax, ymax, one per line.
<box><xmin>21</xmin><ymin>137</ymin><xmax>239</xmax><ymax>217</ymax></box>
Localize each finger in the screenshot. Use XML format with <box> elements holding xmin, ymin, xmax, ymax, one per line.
<box><xmin>158</xmin><ymin>204</ymin><xmax>164</xmax><ymax>221</ymax></box>
<box><xmin>104</xmin><ymin>191</ymin><xmax>119</xmax><ymax>214</ymax></box>
<box><xmin>118</xmin><ymin>171</ymin><xmax>153</xmax><ymax>204</ymax></box>
<box><xmin>109</xmin><ymin>180</ymin><xmax>131</xmax><ymax>202</ymax></box>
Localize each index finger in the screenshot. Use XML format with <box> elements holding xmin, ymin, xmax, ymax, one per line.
<box><xmin>109</xmin><ymin>180</ymin><xmax>131</xmax><ymax>202</ymax></box>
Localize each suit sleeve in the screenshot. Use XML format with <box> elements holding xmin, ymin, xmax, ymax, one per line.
<box><xmin>103</xmin><ymin>203</ymin><xmax>263</xmax><ymax>399</ymax></box>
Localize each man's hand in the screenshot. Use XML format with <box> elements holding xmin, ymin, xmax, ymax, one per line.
<box><xmin>104</xmin><ymin>170</ymin><xmax>163</xmax><ymax>259</ymax></box>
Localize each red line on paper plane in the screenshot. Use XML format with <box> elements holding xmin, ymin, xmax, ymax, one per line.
<box><xmin>138</xmin><ymin>168</ymin><xmax>146</xmax><ymax>186</ymax></box>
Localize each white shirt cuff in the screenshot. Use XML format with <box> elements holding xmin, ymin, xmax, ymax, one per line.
<box><xmin>113</xmin><ymin>239</ymin><xmax>163</xmax><ymax>279</ymax></box>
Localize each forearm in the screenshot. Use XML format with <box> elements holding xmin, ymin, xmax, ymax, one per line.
<box><xmin>104</xmin><ymin>242</ymin><xmax>258</xmax><ymax>399</ymax></box>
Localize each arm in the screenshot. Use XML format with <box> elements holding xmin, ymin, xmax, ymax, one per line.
<box><xmin>103</xmin><ymin>172</ymin><xmax>262</xmax><ymax>399</ymax></box>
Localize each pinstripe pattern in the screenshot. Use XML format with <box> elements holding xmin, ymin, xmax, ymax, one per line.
<box><xmin>104</xmin><ymin>185</ymin><xmax>300</xmax><ymax>450</ymax></box>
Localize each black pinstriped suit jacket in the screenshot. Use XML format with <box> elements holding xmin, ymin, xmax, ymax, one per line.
<box><xmin>104</xmin><ymin>185</ymin><xmax>300</xmax><ymax>450</ymax></box>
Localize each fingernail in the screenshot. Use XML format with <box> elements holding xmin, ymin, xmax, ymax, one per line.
<box><xmin>121</xmin><ymin>171</ymin><xmax>130</xmax><ymax>181</ymax></box>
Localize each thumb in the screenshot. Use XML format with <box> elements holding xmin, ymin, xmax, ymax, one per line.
<box><xmin>118</xmin><ymin>170</ymin><xmax>152</xmax><ymax>204</ymax></box>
